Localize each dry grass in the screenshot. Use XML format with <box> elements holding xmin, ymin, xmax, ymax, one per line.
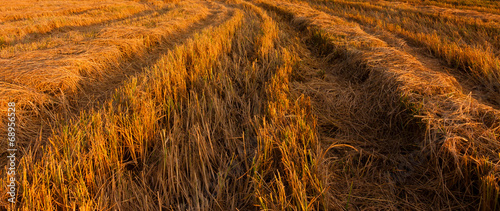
<box><xmin>1</xmin><ymin>0</ymin><xmax>499</xmax><ymax>210</ymax></box>
<box><xmin>0</xmin><ymin>0</ymin><xmax>213</xmax><ymax>158</ymax></box>
<box><xmin>384</xmin><ymin>0</ymin><xmax>500</xmax><ymax>15</ymax></box>
<box><xmin>310</xmin><ymin>0</ymin><xmax>500</xmax><ymax>104</ymax></box>
<box><xmin>258</xmin><ymin>0</ymin><xmax>500</xmax><ymax>209</ymax></box>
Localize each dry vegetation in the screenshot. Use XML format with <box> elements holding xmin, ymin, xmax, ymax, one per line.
<box><xmin>0</xmin><ymin>0</ymin><xmax>499</xmax><ymax>210</ymax></box>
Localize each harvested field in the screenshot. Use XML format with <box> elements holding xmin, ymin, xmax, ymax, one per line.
<box><xmin>0</xmin><ymin>0</ymin><xmax>499</xmax><ymax>210</ymax></box>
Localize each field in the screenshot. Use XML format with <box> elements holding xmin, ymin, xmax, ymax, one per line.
<box><xmin>0</xmin><ymin>0</ymin><xmax>499</xmax><ymax>210</ymax></box>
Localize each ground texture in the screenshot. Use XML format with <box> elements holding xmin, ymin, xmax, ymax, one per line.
<box><xmin>0</xmin><ymin>0</ymin><xmax>499</xmax><ymax>210</ymax></box>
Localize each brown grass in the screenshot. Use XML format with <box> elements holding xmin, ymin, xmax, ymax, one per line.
<box><xmin>310</xmin><ymin>0</ymin><xmax>500</xmax><ymax>104</ymax></box>
<box><xmin>258</xmin><ymin>0</ymin><xmax>500</xmax><ymax>209</ymax></box>
<box><xmin>1</xmin><ymin>0</ymin><xmax>499</xmax><ymax>210</ymax></box>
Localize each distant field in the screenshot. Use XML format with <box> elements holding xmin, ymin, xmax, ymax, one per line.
<box><xmin>0</xmin><ymin>0</ymin><xmax>499</xmax><ymax>210</ymax></box>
